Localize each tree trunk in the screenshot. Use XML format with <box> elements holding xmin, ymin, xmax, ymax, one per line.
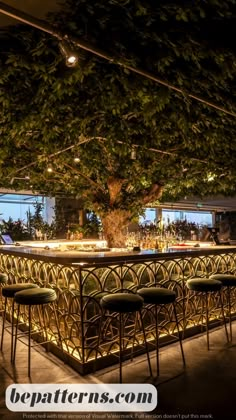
<box><xmin>100</xmin><ymin>209</ymin><xmax>131</xmax><ymax>248</ymax></box>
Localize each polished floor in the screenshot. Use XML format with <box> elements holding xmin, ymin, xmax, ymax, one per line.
<box><xmin>0</xmin><ymin>317</ymin><xmax>235</xmax><ymax>420</ymax></box>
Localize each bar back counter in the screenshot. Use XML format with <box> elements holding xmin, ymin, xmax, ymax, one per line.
<box><xmin>0</xmin><ymin>242</ymin><xmax>236</xmax><ymax>374</ymax></box>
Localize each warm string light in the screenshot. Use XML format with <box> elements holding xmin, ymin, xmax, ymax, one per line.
<box><xmin>47</xmin><ymin>164</ymin><xmax>53</xmax><ymax>173</ymax></box>
<box><xmin>7</xmin><ymin>134</ymin><xmax>207</xmax><ymax>184</ymax></box>
<box><xmin>47</xmin><ymin>155</ymin><xmax>80</xmax><ymax>173</ymax></box>
<box><xmin>207</xmin><ymin>173</ymin><xmax>216</xmax><ymax>182</ymax></box>
<box><xmin>10</xmin><ymin>156</ymin><xmax>80</xmax><ymax>184</ymax></box>
<box><xmin>131</xmin><ymin>146</ymin><xmax>137</xmax><ymax>160</ymax></box>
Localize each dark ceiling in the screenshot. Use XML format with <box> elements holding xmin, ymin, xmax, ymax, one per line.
<box><xmin>1</xmin><ymin>1</ymin><xmax>236</xmax><ymax>212</ymax></box>
<box><xmin>0</xmin><ymin>0</ymin><xmax>64</xmax><ymax>26</ymax></box>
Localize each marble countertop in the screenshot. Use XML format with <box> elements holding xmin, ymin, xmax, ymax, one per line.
<box><xmin>0</xmin><ymin>240</ymin><xmax>236</xmax><ymax>265</ymax></box>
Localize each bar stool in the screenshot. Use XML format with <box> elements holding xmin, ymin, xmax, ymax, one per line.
<box><xmin>0</xmin><ymin>273</ymin><xmax>8</xmax><ymax>312</ymax></box>
<box><xmin>13</xmin><ymin>287</ymin><xmax>60</xmax><ymax>377</ymax></box>
<box><xmin>210</xmin><ymin>274</ymin><xmax>236</xmax><ymax>341</ymax></box>
<box><xmin>100</xmin><ymin>292</ymin><xmax>152</xmax><ymax>383</ymax></box>
<box><xmin>137</xmin><ymin>287</ymin><xmax>185</xmax><ymax>376</ymax></box>
<box><xmin>186</xmin><ymin>278</ymin><xmax>229</xmax><ymax>349</ymax></box>
<box><xmin>1</xmin><ymin>283</ymin><xmax>39</xmax><ymax>360</ymax></box>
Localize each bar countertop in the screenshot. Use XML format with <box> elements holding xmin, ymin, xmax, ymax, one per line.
<box><xmin>1</xmin><ymin>240</ymin><xmax>236</xmax><ymax>265</ymax></box>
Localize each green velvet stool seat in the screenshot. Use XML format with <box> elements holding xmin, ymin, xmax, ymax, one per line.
<box><xmin>0</xmin><ymin>283</ymin><xmax>39</xmax><ymax>360</ymax></box>
<box><xmin>187</xmin><ymin>278</ymin><xmax>223</xmax><ymax>292</ymax></box>
<box><xmin>100</xmin><ymin>292</ymin><xmax>152</xmax><ymax>383</ymax></box>
<box><xmin>186</xmin><ymin>278</ymin><xmax>229</xmax><ymax>349</ymax></box>
<box><xmin>137</xmin><ymin>287</ymin><xmax>185</xmax><ymax>376</ymax></box>
<box><xmin>13</xmin><ymin>287</ymin><xmax>60</xmax><ymax>377</ymax></box>
<box><xmin>210</xmin><ymin>274</ymin><xmax>236</xmax><ymax>341</ymax></box>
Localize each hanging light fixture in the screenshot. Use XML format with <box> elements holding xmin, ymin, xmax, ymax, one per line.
<box><xmin>47</xmin><ymin>164</ymin><xmax>53</xmax><ymax>173</ymax></box>
<box><xmin>131</xmin><ymin>146</ymin><xmax>137</xmax><ymax>160</ymax></box>
<box><xmin>74</xmin><ymin>156</ymin><xmax>80</xmax><ymax>163</ymax></box>
<box><xmin>9</xmin><ymin>175</ymin><xmax>30</xmax><ymax>185</ymax></box>
<box><xmin>59</xmin><ymin>40</ymin><xmax>78</xmax><ymax>67</ymax></box>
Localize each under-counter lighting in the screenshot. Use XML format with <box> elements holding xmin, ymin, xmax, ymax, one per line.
<box><xmin>18</xmin><ymin>239</ymin><xmax>108</xmax><ymax>251</ymax></box>
<box><xmin>72</xmin><ymin>262</ymin><xmax>86</xmax><ymax>266</ymax></box>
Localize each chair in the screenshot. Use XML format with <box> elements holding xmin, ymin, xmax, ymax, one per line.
<box><xmin>13</xmin><ymin>287</ymin><xmax>61</xmax><ymax>377</ymax></box>
<box><xmin>137</xmin><ymin>287</ymin><xmax>185</xmax><ymax>376</ymax></box>
<box><xmin>100</xmin><ymin>292</ymin><xmax>152</xmax><ymax>383</ymax></box>
<box><xmin>0</xmin><ymin>283</ymin><xmax>39</xmax><ymax>360</ymax></box>
<box><xmin>186</xmin><ymin>278</ymin><xmax>229</xmax><ymax>349</ymax></box>
<box><xmin>210</xmin><ymin>274</ymin><xmax>236</xmax><ymax>341</ymax></box>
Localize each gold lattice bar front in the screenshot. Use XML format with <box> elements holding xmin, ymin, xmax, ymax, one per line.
<box><xmin>0</xmin><ymin>243</ymin><xmax>235</xmax><ymax>374</ymax></box>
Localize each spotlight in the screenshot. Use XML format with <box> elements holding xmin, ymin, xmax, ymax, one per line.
<box><xmin>47</xmin><ymin>164</ymin><xmax>53</xmax><ymax>173</ymax></box>
<box><xmin>59</xmin><ymin>40</ymin><xmax>78</xmax><ymax>67</ymax></box>
<box><xmin>74</xmin><ymin>157</ymin><xmax>80</xmax><ymax>163</ymax></box>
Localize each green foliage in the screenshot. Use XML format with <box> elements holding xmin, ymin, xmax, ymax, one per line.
<box><xmin>84</xmin><ymin>211</ymin><xmax>101</xmax><ymax>238</ymax></box>
<box><xmin>28</xmin><ymin>203</ymin><xmax>45</xmax><ymax>231</ymax></box>
<box><xmin>165</xmin><ymin>220</ymin><xmax>200</xmax><ymax>240</ymax></box>
<box><xmin>0</xmin><ymin>0</ymin><xmax>235</xmax><ymax>224</ymax></box>
<box><xmin>67</xmin><ymin>212</ymin><xmax>101</xmax><ymax>238</ymax></box>
<box><xmin>28</xmin><ymin>202</ymin><xmax>56</xmax><ymax>239</ymax></box>
<box><xmin>0</xmin><ymin>217</ymin><xmax>31</xmax><ymax>241</ymax></box>
<box><xmin>0</xmin><ymin>203</ymin><xmax>56</xmax><ymax>241</ymax></box>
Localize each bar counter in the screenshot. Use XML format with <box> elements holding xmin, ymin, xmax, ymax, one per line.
<box><xmin>0</xmin><ymin>241</ymin><xmax>236</xmax><ymax>374</ymax></box>
<box><xmin>1</xmin><ymin>240</ymin><xmax>236</xmax><ymax>262</ymax></box>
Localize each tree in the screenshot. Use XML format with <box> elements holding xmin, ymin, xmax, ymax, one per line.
<box><xmin>0</xmin><ymin>0</ymin><xmax>235</xmax><ymax>246</ymax></box>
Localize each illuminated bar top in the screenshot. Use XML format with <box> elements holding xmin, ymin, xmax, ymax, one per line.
<box><xmin>0</xmin><ymin>239</ymin><xmax>236</xmax><ymax>264</ymax></box>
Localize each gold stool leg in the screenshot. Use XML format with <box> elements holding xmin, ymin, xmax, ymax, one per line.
<box><xmin>12</xmin><ymin>305</ymin><xmax>20</xmax><ymax>363</ymax></box>
<box><xmin>219</xmin><ymin>291</ymin><xmax>229</xmax><ymax>343</ymax></box>
<box><xmin>138</xmin><ymin>309</ymin><xmax>153</xmax><ymax>377</ymax></box>
<box><xmin>173</xmin><ymin>302</ymin><xmax>185</xmax><ymax>367</ymax></box>
<box><xmin>0</xmin><ymin>299</ymin><xmax>7</xmax><ymax>351</ymax></box>
<box><xmin>227</xmin><ymin>286</ymin><xmax>232</xmax><ymax>342</ymax></box>
<box><xmin>154</xmin><ymin>305</ymin><xmax>160</xmax><ymax>376</ymax></box>
<box><xmin>28</xmin><ymin>305</ymin><xmax>32</xmax><ymax>377</ymax></box>
<box><xmin>119</xmin><ymin>312</ymin><xmax>123</xmax><ymax>383</ymax></box>
<box><xmin>10</xmin><ymin>300</ymin><xmax>15</xmax><ymax>362</ymax></box>
<box><xmin>205</xmin><ymin>292</ymin><xmax>210</xmax><ymax>350</ymax></box>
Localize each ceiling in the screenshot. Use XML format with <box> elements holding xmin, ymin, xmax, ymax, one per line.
<box><xmin>0</xmin><ymin>188</ymin><xmax>236</xmax><ymax>212</ymax></box>
<box><xmin>1</xmin><ymin>2</ymin><xmax>236</xmax><ymax>213</ymax></box>
<box><xmin>0</xmin><ymin>0</ymin><xmax>64</xmax><ymax>27</ymax></box>
<box><xmin>157</xmin><ymin>196</ymin><xmax>236</xmax><ymax>213</ymax></box>
<box><xmin>0</xmin><ymin>193</ymin><xmax>43</xmax><ymax>204</ymax></box>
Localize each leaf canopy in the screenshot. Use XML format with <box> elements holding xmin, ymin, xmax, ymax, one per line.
<box><xmin>0</xmin><ymin>0</ymin><xmax>235</xmax><ymax>217</ymax></box>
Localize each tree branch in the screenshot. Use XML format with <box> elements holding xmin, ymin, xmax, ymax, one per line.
<box><xmin>64</xmin><ymin>163</ymin><xmax>106</xmax><ymax>193</ymax></box>
<box><xmin>107</xmin><ymin>176</ymin><xmax>125</xmax><ymax>205</ymax></box>
<box><xmin>141</xmin><ymin>183</ymin><xmax>163</xmax><ymax>205</ymax></box>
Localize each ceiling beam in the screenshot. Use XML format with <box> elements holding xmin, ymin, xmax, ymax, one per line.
<box><xmin>0</xmin><ymin>1</ymin><xmax>235</xmax><ymax>118</ymax></box>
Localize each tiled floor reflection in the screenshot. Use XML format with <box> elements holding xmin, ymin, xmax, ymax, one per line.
<box><xmin>0</xmin><ymin>317</ymin><xmax>235</xmax><ymax>420</ymax></box>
